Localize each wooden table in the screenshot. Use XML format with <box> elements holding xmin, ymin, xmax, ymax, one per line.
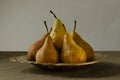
<box><xmin>0</xmin><ymin>51</ymin><xmax>120</xmax><ymax>80</ymax></box>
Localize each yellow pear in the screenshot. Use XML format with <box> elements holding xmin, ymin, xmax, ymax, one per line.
<box><xmin>36</xmin><ymin>21</ymin><xmax>59</xmax><ymax>63</ymax></box>
<box><xmin>27</xmin><ymin>21</ymin><xmax>49</xmax><ymax>61</ymax></box>
<box><xmin>50</xmin><ymin>10</ymin><xmax>67</xmax><ymax>51</ymax></box>
<box><xmin>61</xmin><ymin>33</ymin><xmax>87</xmax><ymax>63</ymax></box>
<box><xmin>71</xmin><ymin>20</ymin><xmax>94</xmax><ymax>61</ymax></box>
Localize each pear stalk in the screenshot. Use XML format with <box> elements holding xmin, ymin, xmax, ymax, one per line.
<box><xmin>50</xmin><ymin>10</ymin><xmax>57</xmax><ymax>19</ymax></box>
<box><xmin>73</xmin><ymin>20</ymin><xmax>77</xmax><ymax>32</ymax></box>
<box><xmin>44</xmin><ymin>21</ymin><xmax>49</xmax><ymax>33</ymax></box>
<box><xmin>62</xmin><ymin>24</ymin><xmax>67</xmax><ymax>32</ymax></box>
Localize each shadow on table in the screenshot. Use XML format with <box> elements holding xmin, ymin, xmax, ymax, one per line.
<box><xmin>22</xmin><ymin>62</ymin><xmax>120</xmax><ymax>78</ymax></box>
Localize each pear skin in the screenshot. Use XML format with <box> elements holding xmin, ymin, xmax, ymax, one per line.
<box><xmin>27</xmin><ymin>33</ymin><xmax>48</xmax><ymax>61</ymax></box>
<box><xmin>71</xmin><ymin>32</ymin><xmax>94</xmax><ymax>61</ymax></box>
<box><xmin>50</xmin><ymin>10</ymin><xmax>67</xmax><ymax>51</ymax></box>
<box><xmin>71</xmin><ymin>20</ymin><xmax>94</xmax><ymax>61</ymax></box>
<box><xmin>36</xmin><ymin>35</ymin><xmax>59</xmax><ymax>63</ymax></box>
<box><xmin>61</xmin><ymin>33</ymin><xmax>87</xmax><ymax>63</ymax></box>
<box><xmin>27</xmin><ymin>21</ymin><xmax>49</xmax><ymax>61</ymax></box>
<box><xmin>50</xmin><ymin>19</ymin><xmax>67</xmax><ymax>51</ymax></box>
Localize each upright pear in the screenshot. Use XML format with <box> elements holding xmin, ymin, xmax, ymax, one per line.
<box><xmin>61</xmin><ymin>33</ymin><xmax>87</xmax><ymax>63</ymax></box>
<box><xmin>50</xmin><ymin>10</ymin><xmax>67</xmax><ymax>51</ymax></box>
<box><xmin>71</xmin><ymin>20</ymin><xmax>94</xmax><ymax>61</ymax></box>
<box><xmin>27</xmin><ymin>22</ymin><xmax>49</xmax><ymax>61</ymax></box>
<box><xmin>36</xmin><ymin>21</ymin><xmax>59</xmax><ymax>63</ymax></box>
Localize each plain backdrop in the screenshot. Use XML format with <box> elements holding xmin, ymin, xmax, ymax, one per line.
<box><xmin>0</xmin><ymin>0</ymin><xmax>120</xmax><ymax>51</ymax></box>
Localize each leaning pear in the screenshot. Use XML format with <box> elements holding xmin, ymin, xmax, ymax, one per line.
<box><xmin>36</xmin><ymin>21</ymin><xmax>59</xmax><ymax>63</ymax></box>
<box><xmin>27</xmin><ymin>22</ymin><xmax>49</xmax><ymax>61</ymax></box>
<box><xmin>71</xmin><ymin>20</ymin><xmax>94</xmax><ymax>61</ymax></box>
<box><xmin>50</xmin><ymin>10</ymin><xmax>67</xmax><ymax>51</ymax></box>
<box><xmin>61</xmin><ymin>33</ymin><xmax>87</xmax><ymax>63</ymax></box>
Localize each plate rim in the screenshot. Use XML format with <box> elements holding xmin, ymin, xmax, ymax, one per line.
<box><xmin>10</xmin><ymin>53</ymin><xmax>105</xmax><ymax>66</ymax></box>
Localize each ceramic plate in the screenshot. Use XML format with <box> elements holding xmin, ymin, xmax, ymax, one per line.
<box><xmin>10</xmin><ymin>53</ymin><xmax>105</xmax><ymax>71</ymax></box>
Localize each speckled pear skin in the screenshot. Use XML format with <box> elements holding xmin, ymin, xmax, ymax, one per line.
<box><xmin>71</xmin><ymin>31</ymin><xmax>94</xmax><ymax>61</ymax></box>
<box><xmin>27</xmin><ymin>33</ymin><xmax>48</xmax><ymax>61</ymax></box>
<box><xmin>36</xmin><ymin>35</ymin><xmax>59</xmax><ymax>63</ymax></box>
<box><xmin>61</xmin><ymin>33</ymin><xmax>87</xmax><ymax>63</ymax></box>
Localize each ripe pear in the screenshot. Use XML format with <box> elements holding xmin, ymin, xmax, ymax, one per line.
<box><xmin>27</xmin><ymin>22</ymin><xmax>49</xmax><ymax>61</ymax></box>
<box><xmin>71</xmin><ymin>20</ymin><xmax>94</xmax><ymax>61</ymax></box>
<box><xmin>36</xmin><ymin>21</ymin><xmax>59</xmax><ymax>63</ymax></box>
<box><xmin>61</xmin><ymin>33</ymin><xmax>87</xmax><ymax>63</ymax></box>
<box><xmin>50</xmin><ymin>10</ymin><xmax>67</xmax><ymax>51</ymax></box>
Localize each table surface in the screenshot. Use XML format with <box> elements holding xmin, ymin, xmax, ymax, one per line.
<box><xmin>0</xmin><ymin>51</ymin><xmax>120</xmax><ymax>80</ymax></box>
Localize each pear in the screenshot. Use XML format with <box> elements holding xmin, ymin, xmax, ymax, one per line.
<box><xmin>61</xmin><ymin>33</ymin><xmax>87</xmax><ymax>63</ymax></box>
<box><xmin>50</xmin><ymin>10</ymin><xmax>67</xmax><ymax>51</ymax></box>
<box><xmin>27</xmin><ymin>21</ymin><xmax>49</xmax><ymax>61</ymax></box>
<box><xmin>71</xmin><ymin>20</ymin><xmax>94</xmax><ymax>61</ymax></box>
<box><xmin>36</xmin><ymin>21</ymin><xmax>59</xmax><ymax>63</ymax></box>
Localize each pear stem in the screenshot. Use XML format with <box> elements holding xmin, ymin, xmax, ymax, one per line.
<box><xmin>50</xmin><ymin>28</ymin><xmax>52</xmax><ymax>33</ymax></box>
<box><xmin>44</xmin><ymin>21</ymin><xmax>49</xmax><ymax>33</ymax></box>
<box><xmin>50</xmin><ymin>10</ymin><xmax>57</xmax><ymax>19</ymax></box>
<box><xmin>73</xmin><ymin>20</ymin><xmax>77</xmax><ymax>32</ymax></box>
<box><xmin>62</xmin><ymin>24</ymin><xmax>67</xmax><ymax>32</ymax></box>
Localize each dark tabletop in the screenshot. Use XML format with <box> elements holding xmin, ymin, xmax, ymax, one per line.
<box><xmin>0</xmin><ymin>51</ymin><xmax>120</xmax><ymax>80</ymax></box>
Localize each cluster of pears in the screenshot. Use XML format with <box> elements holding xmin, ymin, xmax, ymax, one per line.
<box><xmin>27</xmin><ymin>11</ymin><xmax>94</xmax><ymax>63</ymax></box>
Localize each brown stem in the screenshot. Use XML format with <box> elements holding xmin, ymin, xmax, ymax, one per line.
<box><xmin>44</xmin><ymin>21</ymin><xmax>49</xmax><ymax>33</ymax></box>
<box><xmin>50</xmin><ymin>10</ymin><xmax>57</xmax><ymax>19</ymax></box>
<box><xmin>73</xmin><ymin>20</ymin><xmax>77</xmax><ymax>32</ymax></box>
<box><xmin>50</xmin><ymin>28</ymin><xmax>52</xmax><ymax>33</ymax></box>
<box><xmin>62</xmin><ymin>24</ymin><xmax>67</xmax><ymax>32</ymax></box>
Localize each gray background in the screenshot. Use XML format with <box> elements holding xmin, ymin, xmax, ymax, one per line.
<box><xmin>0</xmin><ymin>0</ymin><xmax>120</xmax><ymax>51</ymax></box>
